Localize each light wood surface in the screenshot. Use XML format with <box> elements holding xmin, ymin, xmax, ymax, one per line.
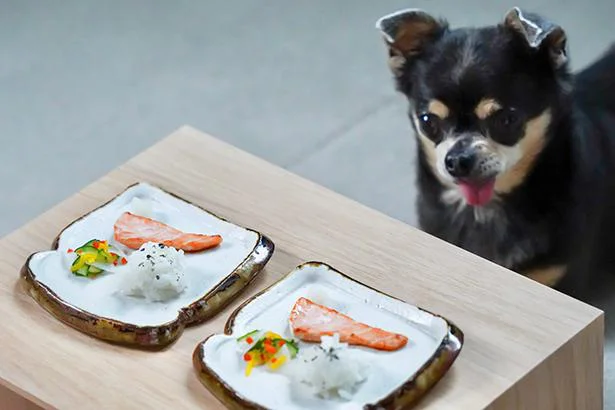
<box><xmin>0</xmin><ymin>126</ymin><xmax>604</xmax><ymax>409</ymax></box>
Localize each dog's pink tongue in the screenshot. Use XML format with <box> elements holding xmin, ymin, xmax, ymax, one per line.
<box><xmin>458</xmin><ymin>180</ymin><xmax>495</xmax><ymax>206</ymax></box>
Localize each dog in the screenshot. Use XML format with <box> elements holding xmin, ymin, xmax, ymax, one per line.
<box><xmin>375</xmin><ymin>7</ymin><xmax>615</xmax><ymax>300</ymax></box>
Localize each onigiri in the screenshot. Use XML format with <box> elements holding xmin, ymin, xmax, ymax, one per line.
<box><xmin>119</xmin><ymin>241</ymin><xmax>187</xmax><ymax>302</ymax></box>
<box><xmin>287</xmin><ymin>333</ymin><xmax>368</xmax><ymax>400</ymax></box>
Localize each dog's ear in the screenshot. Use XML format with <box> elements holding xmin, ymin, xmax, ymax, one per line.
<box><xmin>375</xmin><ymin>9</ymin><xmax>447</xmax><ymax>78</ymax></box>
<box><xmin>503</xmin><ymin>7</ymin><xmax>567</xmax><ymax>68</ymax></box>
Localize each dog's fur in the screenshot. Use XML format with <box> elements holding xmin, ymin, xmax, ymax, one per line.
<box><xmin>376</xmin><ymin>7</ymin><xmax>615</xmax><ymax>300</ymax></box>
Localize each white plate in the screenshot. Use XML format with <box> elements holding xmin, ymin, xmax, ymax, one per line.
<box><xmin>194</xmin><ymin>262</ymin><xmax>463</xmax><ymax>409</ymax></box>
<box><xmin>21</xmin><ymin>182</ymin><xmax>274</xmax><ymax>347</ymax></box>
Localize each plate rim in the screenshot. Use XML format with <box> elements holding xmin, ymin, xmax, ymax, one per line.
<box><xmin>193</xmin><ymin>261</ymin><xmax>464</xmax><ymax>410</ymax></box>
<box><xmin>19</xmin><ymin>181</ymin><xmax>275</xmax><ymax>349</ymax></box>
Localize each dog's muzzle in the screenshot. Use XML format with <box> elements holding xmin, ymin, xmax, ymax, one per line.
<box><xmin>444</xmin><ymin>136</ymin><xmax>499</xmax><ymax>181</ymax></box>
<box><xmin>443</xmin><ymin>135</ymin><xmax>500</xmax><ymax>206</ymax></box>
<box><xmin>444</xmin><ymin>138</ymin><xmax>475</xmax><ymax>179</ymax></box>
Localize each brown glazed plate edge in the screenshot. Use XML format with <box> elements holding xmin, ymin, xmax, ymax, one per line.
<box><xmin>193</xmin><ymin>261</ymin><xmax>464</xmax><ymax>409</ymax></box>
<box><xmin>19</xmin><ymin>181</ymin><xmax>275</xmax><ymax>349</ymax></box>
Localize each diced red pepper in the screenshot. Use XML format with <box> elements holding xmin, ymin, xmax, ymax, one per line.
<box><xmin>243</xmin><ymin>353</ymin><xmax>251</xmax><ymax>362</ymax></box>
<box><xmin>92</xmin><ymin>241</ymin><xmax>100</xmax><ymax>249</ymax></box>
<box><xmin>67</xmin><ymin>249</ymin><xmax>74</xmax><ymax>253</ymax></box>
<box><xmin>121</xmin><ymin>257</ymin><xmax>128</xmax><ymax>265</ymax></box>
<box><xmin>271</xmin><ymin>357</ymin><xmax>277</xmax><ymax>363</ymax></box>
<box><xmin>113</xmin><ymin>260</ymin><xmax>118</xmax><ymax>266</ymax></box>
<box><xmin>278</xmin><ymin>340</ymin><xmax>286</xmax><ymax>346</ymax></box>
<box><xmin>264</xmin><ymin>344</ymin><xmax>276</xmax><ymax>354</ymax></box>
<box><xmin>246</xmin><ymin>337</ymin><xmax>254</xmax><ymax>344</ymax></box>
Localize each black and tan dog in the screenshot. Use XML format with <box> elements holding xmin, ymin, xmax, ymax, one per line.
<box><xmin>375</xmin><ymin>7</ymin><xmax>615</xmax><ymax>300</ymax></box>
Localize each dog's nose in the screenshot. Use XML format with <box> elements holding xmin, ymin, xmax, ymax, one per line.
<box><xmin>445</xmin><ymin>151</ymin><xmax>475</xmax><ymax>178</ymax></box>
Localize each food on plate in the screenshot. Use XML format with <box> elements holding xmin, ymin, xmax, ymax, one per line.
<box><xmin>119</xmin><ymin>241</ymin><xmax>187</xmax><ymax>302</ymax></box>
<box><xmin>67</xmin><ymin>239</ymin><xmax>126</xmax><ymax>277</ymax></box>
<box><xmin>113</xmin><ymin>212</ymin><xmax>223</xmax><ymax>252</ymax></box>
<box><xmin>236</xmin><ymin>330</ymin><xmax>299</xmax><ymax>376</ymax></box>
<box><xmin>287</xmin><ymin>333</ymin><xmax>368</xmax><ymax>400</ymax></box>
<box><xmin>289</xmin><ymin>297</ymin><xmax>408</xmax><ymax>351</ymax></box>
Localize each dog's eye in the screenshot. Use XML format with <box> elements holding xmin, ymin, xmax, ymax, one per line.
<box><xmin>490</xmin><ymin>108</ymin><xmax>521</xmax><ymax>130</ymax></box>
<box><xmin>487</xmin><ymin>108</ymin><xmax>523</xmax><ymax>145</ymax></box>
<box><xmin>418</xmin><ymin>113</ymin><xmax>442</xmax><ymax>143</ymax></box>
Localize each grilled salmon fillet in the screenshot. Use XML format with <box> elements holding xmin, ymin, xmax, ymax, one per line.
<box><xmin>113</xmin><ymin>212</ymin><xmax>222</xmax><ymax>252</ymax></box>
<box><xmin>289</xmin><ymin>297</ymin><xmax>408</xmax><ymax>351</ymax></box>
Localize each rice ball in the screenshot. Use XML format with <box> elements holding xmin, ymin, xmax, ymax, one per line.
<box><xmin>120</xmin><ymin>242</ymin><xmax>187</xmax><ymax>302</ymax></box>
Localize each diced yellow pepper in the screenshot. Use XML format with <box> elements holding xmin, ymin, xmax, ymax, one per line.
<box><xmin>97</xmin><ymin>241</ymin><xmax>109</xmax><ymax>253</ymax></box>
<box><xmin>82</xmin><ymin>253</ymin><xmax>97</xmax><ymax>264</ymax></box>
<box><xmin>245</xmin><ymin>360</ymin><xmax>254</xmax><ymax>377</ymax></box>
<box><xmin>242</xmin><ymin>331</ymin><xmax>294</xmax><ymax>377</ymax></box>
<box><xmin>70</xmin><ymin>252</ymin><xmax>97</xmax><ymax>273</ymax></box>
<box><xmin>71</xmin><ymin>257</ymin><xmax>85</xmax><ymax>272</ymax></box>
<box><xmin>267</xmin><ymin>355</ymin><xmax>287</xmax><ymax>371</ymax></box>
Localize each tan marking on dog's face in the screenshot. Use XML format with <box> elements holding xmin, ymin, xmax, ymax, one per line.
<box><xmin>428</xmin><ymin>99</ymin><xmax>450</xmax><ymax>119</ymax></box>
<box><xmin>474</xmin><ymin>99</ymin><xmax>502</xmax><ymax>120</ymax></box>
<box><xmin>523</xmin><ymin>265</ymin><xmax>566</xmax><ymax>287</ymax></box>
<box><xmin>494</xmin><ymin>110</ymin><xmax>552</xmax><ymax>194</ymax></box>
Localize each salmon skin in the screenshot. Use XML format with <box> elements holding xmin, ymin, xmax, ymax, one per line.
<box><xmin>289</xmin><ymin>297</ymin><xmax>408</xmax><ymax>351</ymax></box>
<box><xmin>113</xmin><ymin>212</ymin><xmax>222</xmax><ymax>252</ymax></box>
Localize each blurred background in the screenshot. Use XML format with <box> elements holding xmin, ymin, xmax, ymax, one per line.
<box><xmin>1</xmin><ymin>0</ymin><xmax>614</xmax><ymax>407</ymax></box>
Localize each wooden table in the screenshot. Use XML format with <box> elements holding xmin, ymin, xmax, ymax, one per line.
<box><xmin>0</xmin><ymin>126</ymin><xmax>604</xmax><ymax>409</ymax></box>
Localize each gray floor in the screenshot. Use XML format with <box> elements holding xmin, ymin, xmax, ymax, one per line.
<box><xmin>2</xmin><ymin>0</ymin><xmax>614</xmax><ymax>407</ymax></box>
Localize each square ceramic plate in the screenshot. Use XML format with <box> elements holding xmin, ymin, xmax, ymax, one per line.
<box><xmin>193</xmin><ymin>262</ymin><xmax>463</xmax><ymax>409</ymax></box>
<box><xmin>20</xmin><ymin>182</ymin><xmax>274</xmax><ymax>348</ymax></box>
